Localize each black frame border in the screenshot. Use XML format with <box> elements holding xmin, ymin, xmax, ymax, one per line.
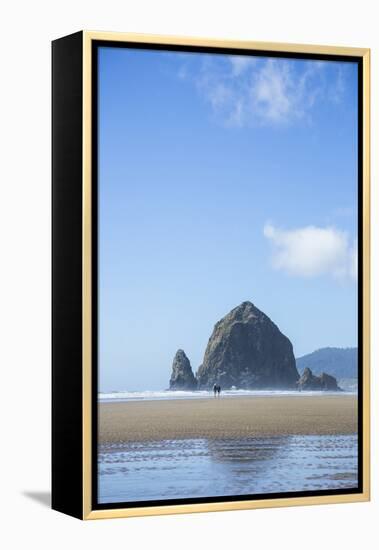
<box><xmin>52</xmin><ymin>31</ymin><xmax>84</xmax><ymax>519</ymax></box>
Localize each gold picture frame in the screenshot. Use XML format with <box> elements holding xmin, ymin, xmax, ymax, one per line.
<box><xmin>52</xmin><ymin>31</ymin><xmax>370</xmax><ymax>520</ymax></box>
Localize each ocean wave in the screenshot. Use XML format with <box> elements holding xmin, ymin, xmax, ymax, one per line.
<box><xmin>98</xmin><ymin>388</ymin><xmax>355</xmax><ymax>402</ymax></box>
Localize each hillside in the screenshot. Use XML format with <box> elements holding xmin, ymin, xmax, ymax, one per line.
<box><xmin>296</xmin><ymin>347</ymin><xmax>357</xmax><ymax>380</ymax></box>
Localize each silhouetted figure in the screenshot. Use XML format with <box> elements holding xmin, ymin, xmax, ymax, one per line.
<box><xmin>213</xmin><ymin>383</ymin><xmax>217</xmax><ymax>397</ymax></box>
<box><xmin>217</xmin><ymin>384</ymin><xmax>221</xmax><ymax>397</ymax></box>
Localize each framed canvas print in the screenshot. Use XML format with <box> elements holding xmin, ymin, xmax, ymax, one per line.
<box><xmin>52</xmin><ymin>31</ymin><xmax>370</xmax><ymax>520</ymax></box>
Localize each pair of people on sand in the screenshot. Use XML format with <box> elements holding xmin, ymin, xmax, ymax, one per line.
<box><xmin>213</xmin><ymin>383</ymin><xmax>221</xmax><ymax>397</ymax></box>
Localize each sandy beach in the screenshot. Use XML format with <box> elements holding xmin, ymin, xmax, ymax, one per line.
<box><xmin>99</xmin><ymin>394</ymin><xmax>357</xmax><ymax>444</ymax></box>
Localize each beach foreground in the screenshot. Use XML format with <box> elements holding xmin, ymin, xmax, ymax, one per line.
<box><xmin>99</xmin><ymin>394</ymin><xmax>357</xmax><ymax>444</ymax></box>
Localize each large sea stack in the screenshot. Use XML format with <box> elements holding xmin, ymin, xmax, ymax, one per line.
<box><xmin>196</xmin><ymin>301</ymin><xmax>299</xmax><ymax>390</ymax></box>
<box><xmin>169</xmin><ymin>349</ymin><xmax>197</xmax><ymax>390</ymax></box>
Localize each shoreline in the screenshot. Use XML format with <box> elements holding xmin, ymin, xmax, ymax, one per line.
<box><xmin>99</xmin><ymin>389</ymin><xmax>355</xmax><ymax>404</ymax></box>
<box><xmin>99</xmin><ymin>394</ymin><xmax>357</xmax><ymax>444</ymax></box>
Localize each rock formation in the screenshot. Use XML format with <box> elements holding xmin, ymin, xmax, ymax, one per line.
<box><xmin>169</xmin><ymin>349</ymin><xmax>197</xmax><ymax>390</ymax></box>
<box><xmin>297</xmin><ymin>367</ymin><xmax>340</xmax><ymax>391</ymax></box>
<box><xmin>196</xmin><ymin>301</ymin><xmax>299</xmax><ymax>389</ymax></box>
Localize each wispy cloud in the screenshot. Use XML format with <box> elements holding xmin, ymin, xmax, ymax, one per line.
<box><xmin>229</xmin><ymin>55</ymin><xmax>256</xmax><ymax>76</ymax></box>
<box><xmin>328</xmin><ymin>65</ymin><xmax>346</xmax><ymax>104</ymax></box>
<box><xmin>263</xmin><ymin>222</ymin><xmax>357</xmax><ymax>281</ymax></box>
<box><xmin>180</xmin><ymin>55</ymin><xmax>346</xmax><ymax>127</ymax></box>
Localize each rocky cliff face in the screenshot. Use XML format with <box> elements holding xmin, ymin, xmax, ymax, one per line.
<box><xmin>196</xmin><ymin>301</ymin><xmax>299</xmax><ymax>389</ymax></box>
<box><xmin>297</xmin><ymin>367</ymin><xmax>340</xmax><ymax>391</ymax></box>
<box><xmin>169</xmin><ymin>349</ymin><xmax>197</xmax><ymax>390</ymax></box>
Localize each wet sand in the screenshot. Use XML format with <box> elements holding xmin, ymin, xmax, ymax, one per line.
<box><xmin>99</xmin><ymin>394</ymin><xmax>357</xmax><ymax>444</ymax></box>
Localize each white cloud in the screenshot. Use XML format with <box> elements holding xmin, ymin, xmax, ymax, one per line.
<box><xmin>252</xmin><ymin>60</ymin><xmax>293</xmax><ymax>122</ymax></box>
<box><xmin>263</xmin><ymin>222</ymin><xmax>357</xmax><ymax>281</ymax></box>
<box><xmin>349</xmin><ymin>239</ymin><xmax>358</xmax><ymax>280</ymax></box>
<box><xmin>187</xmin><ymin>55</ymin><xmax>344</xmax><ymax>127</ymax></box>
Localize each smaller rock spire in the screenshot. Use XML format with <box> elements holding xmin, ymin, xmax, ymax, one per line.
<box><xmin>169</xmin><ymin>349</ymin><xmax>197</xmax><ymax>390</ymax></box>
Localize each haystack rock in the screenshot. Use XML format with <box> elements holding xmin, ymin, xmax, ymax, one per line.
<box><xmin>196</xmin><ymin>301</ymin><xmax>299</xmax><ymax>390</ymax></box>
<box><xmin>297</xmin><ymin>367</ymin><xmax>340</xmax><ymax>391</ymax></box>
<box><xmin>169</xmin><ymin>349</ymin><xmax>197</xmax><ymax>390</ymax></box>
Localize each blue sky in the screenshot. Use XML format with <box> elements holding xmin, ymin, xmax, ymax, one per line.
<box><xmin>98</xmin><ymin>46</ymin><xmax>358</xmax><ymax>391</ymax></box>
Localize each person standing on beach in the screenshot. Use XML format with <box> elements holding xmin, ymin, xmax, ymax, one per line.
<box><xmin>217</xmin><ymin>385</ymin><xmax>221</xmax><ymax>397</ymax></box>
<box><xmin>213</xmin><ymin>383</ymin><xmax>217</xmax><ymax>397</ymax></box>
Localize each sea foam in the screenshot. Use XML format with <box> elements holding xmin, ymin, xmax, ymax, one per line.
<box><xmin>98</xmin><ymin>388</ymin><xmax>354</xmax><ymax>402</ymax></box>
